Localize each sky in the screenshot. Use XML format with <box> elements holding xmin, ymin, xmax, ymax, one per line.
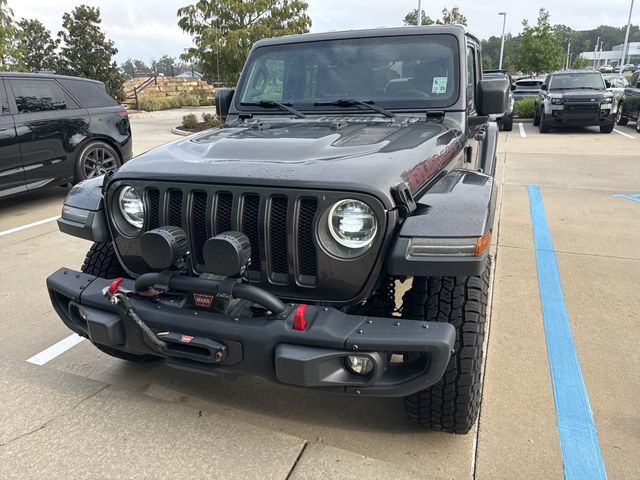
<box><xmin>6</xmin><ymin>0</ymin><xmax>639</xmax><ymax>64</ymax></box>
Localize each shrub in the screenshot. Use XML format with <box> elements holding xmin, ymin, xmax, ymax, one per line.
<box><xmin>206</xmin><ymin>116</ymin><xmax>222</xmax><ymax>128</ymax></box>
<box><xmin>514</xmin><ymin>98</ymin><xmax>536</xmax><ymax>118</ymax></box>
<box><xmin>199</xmin><ymin>98</ymin><xmax>213</xmax><ymax>106</ymax></box>
<box><xmin>182</xmin><ymin>113</ymin><xmax>198</xmax><ymax>129</ymax></box>
<box><xmin>182</xmin><ymin>94</ymin><xmax>201</xmax><ymax>106</ymax></box>
<box><xmin>202</xmin><ymin>112</ymin><xmax>213</xmax><ymax>123</ymax></box>
<box><xmin>138</xmin><ymin>94</ymin><xmax>204</xmax><ymax>111</ymax></box>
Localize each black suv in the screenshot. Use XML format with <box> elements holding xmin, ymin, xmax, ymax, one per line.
<box><xmin>0</xmin><ymin>72</ymin><xmax>132</xmax><ymax>198</ymax></box>
<box><xmin>615</xmin><ymin>69</ymin><xmax>640</xmax><ymax>132</ymax></box>
<box><xmin>46</xmin><ymin>26</ymin><xmax>508</xmax><ymax>433</ymax></box>
<box><xmin>533</xmin><ymin>70</ymin><xmax>614</xmax><ymax>133</ymax></box>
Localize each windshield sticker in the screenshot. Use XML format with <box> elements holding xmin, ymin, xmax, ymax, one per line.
<box><xmin>432</xmin><ymin>77</ymin><xmax>448</xmax><ymax>94</ymax></box>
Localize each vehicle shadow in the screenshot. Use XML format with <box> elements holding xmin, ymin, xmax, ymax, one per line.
<box><xmin>0</xmin><ymin>186</ymin><xmax>68</xmax><ymax>218</ymax></box>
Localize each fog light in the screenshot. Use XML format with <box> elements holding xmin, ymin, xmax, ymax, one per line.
<box><xmin>345</xmin><ymin>355</ymin><xmax>374</xmax><ymax>376</ymax></box>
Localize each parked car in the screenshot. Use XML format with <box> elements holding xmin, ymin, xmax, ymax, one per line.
<box><xmin>0</xmin><ymin>72</ymin><xmax>131</xmax><ymax>199</ymax></box>
<box><xmin>533</xmin><ymin>70</ymin><xmax>614</xmax><ymax>133</ymax></box>
<box><xmin>615</xmin><ymin>69</ymin><xmax>640</xmax><ymax>132</ymax></box>
<box><xmin>484</xmin><ymin>70</ymin><xmax>515</xmax><ymax>131</ymax></box>
<box><xmin>46</xmin><ymin>25</ymin><xmax>509</xmax><ymax>434</ymax></box>
<box><xmin>512</xmin><ymin>76</ymin><xmax>545</xmax><ymax>100</ymax></box>
<box><xmin>603</xmin><ymin>74</ymin><xmax>629</xmax><ymax>107</ymax></box>
<box><xmin>599</xmin><ymin>65</ymin><xmax>614</xmax><ymax>74</ymax></box>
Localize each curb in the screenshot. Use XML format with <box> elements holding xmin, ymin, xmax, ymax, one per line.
<box><xmin>171</xmin><ymin>127</ymin><xmax>195</xmax><ymax>136</ymax></box>
<box><xmin>514</xmin><ymin>117</ymin><xmax>533</xmax><ymax>123</ymax></box>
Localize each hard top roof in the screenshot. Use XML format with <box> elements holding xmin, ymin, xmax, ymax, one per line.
<box><xmin>253</xmin><ymin>25</ymin><xmax>478</xmax><ymax>47</ymax></box>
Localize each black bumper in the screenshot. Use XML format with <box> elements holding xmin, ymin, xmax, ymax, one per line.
<box><xmin>46</xmin><ymin>268</ymin><xmax>455</xmax><ymax>397</ymax></box>
<box><xmin>544</xmin><ymin>110</ymin><xmax>614</xmax><ymax>127</ymax></box>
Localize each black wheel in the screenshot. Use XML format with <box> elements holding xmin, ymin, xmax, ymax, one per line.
<box><xmin>636</xmin><ymin>110</ymin><xmax>640</xmax><ymax>133</ymax></box>
<box><xmin>616</xmin><ymin>103</ymin><xmax>628</xmax><ymax>126</ymax></box>
<box><xmin>502</xmin><ymin>114</ymin><xmax>514</xmax><ymax>132</ymax></box>
<box><xmin>402</xmin><ymin>261</ymin><xmax>491</xmax><ymax>434</ymax></box>
<box><xmin>81</xmin><ymin>242</ymin><xmax>161</xmax><ymax>363</ymax></box>
<box><xmin>539</xmin><ymin>113</ymin><xmax>550</xmax><ymax>133</ymax></box>
<box><xmin>533</xmin><ymin>107</ymin><xmax>540</xmax><ymax>126</ymax></box>
<box><xmin>75</xmin><ymin>141</ymin><xmax>121</xmax><ymax>183</ymax></box>
<box><xmin>600</xmin><ymin>122</ymin><xmax>614</xmax><ymax>134</ymax></box>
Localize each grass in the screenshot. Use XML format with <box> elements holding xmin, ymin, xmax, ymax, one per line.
<box><xmin>514</xmin><ymin>97</ymin><xmax>536</xmax><ymax>118</ymax></box>
<box><xmin>138</xmin><ymin>94</ymin><xmax>207</xmax><ymax>112</ymax></box>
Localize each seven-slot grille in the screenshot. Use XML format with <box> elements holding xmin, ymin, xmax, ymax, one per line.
<box><xmin>144</xmin><ymin>187</ymin><xmax>318</xmax><ymax>285</ymax></box>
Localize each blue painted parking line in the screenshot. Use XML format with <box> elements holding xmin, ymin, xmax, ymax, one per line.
<box><xmin>527</xmin><ymin>185</ymin><xmax>607</xmax><ymax>480</ymax></box>
<box><xmin>611</xmin><ymin>193</ymin><xmax>640</xmax><ymax>202</ymax></box>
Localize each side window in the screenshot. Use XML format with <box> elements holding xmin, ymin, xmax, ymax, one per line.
<box><xmin>466</xmin><ymin>46</ymin><xmax>477</xmax><ymax>111</ymax></box>
<box><xmin>9</xmin><ymin>79</ymin><xmax>69</xmax><ymax>114</ymax></box>
<box><xmin>59</xmin><ymin>79</ymin><xmax>118</xmax><ymax>108</ymax></box>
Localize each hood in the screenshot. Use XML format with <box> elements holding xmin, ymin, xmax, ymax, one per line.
<box><xmin>115</xmin><ymin>115</ymin><xmax>466</xmax><ymax>207</ymax></box>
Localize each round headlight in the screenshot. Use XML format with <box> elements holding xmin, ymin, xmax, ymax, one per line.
<box><xmin>328</xmin><ymin>199</ymin><xmax>377</xmax><ymax>248</ymax></box>
<box><xmin>118</xmin><ymin>186</ymin><xmax>144</xmax><ymax>228</ymax></box>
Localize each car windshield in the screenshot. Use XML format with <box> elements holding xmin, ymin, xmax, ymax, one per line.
<box><xmin>236</xmin><ymin>34</ymin><xmax>460</xmax><ymax>113</ymax></box>
<box><xmin>548</xmin><ymin>73</ymin><xmax>605</xmax><ymax>90</ymax></box>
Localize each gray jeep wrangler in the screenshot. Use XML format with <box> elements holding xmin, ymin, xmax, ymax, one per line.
<box><xmin>47</xmin><ymin>25</ymin><xmax>508</xmax><ymax>434</ymax></box>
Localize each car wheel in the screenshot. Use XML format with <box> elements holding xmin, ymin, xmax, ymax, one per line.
<box><xmin>502</xmin><ymin>114</ymin><xmax>514</xmax><ymax>132</ymax></box>
<box><xmin>539</xmin><ymin>113</ymin><xmax>550</xmax><ymax>133</ymax></box>
<box><xmin>600</xmin><ymin>122</ymin><xmax>614</xmax><ymax>133</ymax></box>
<box><xmin>402</xmin><ymin>261</ymin><xmax>491</xmax><ymax>433</ymax></box>
<box><xmin>533</xmin><ymin>107</ymin><xmax>540</xmax><ymax>126</ymax></box>
<box><xmin>636</xmin><ymin>112</ymin><xmax>640</xmax><ymax>133</ymax></box>
<box><xmin>616</xmin><ymin>103</ymin><xmax>628</xmax><ymax>126</ymax></box>
<box><xmin>75</xmin><ymin>141</ymin><xmax>121</xmax><ymax>183</ymax></box>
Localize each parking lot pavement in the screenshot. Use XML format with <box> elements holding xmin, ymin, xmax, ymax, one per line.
<box><xmin>1</xmin><ymin>117</ymin><xmax>638</xmax><ymax>479</ymax></box>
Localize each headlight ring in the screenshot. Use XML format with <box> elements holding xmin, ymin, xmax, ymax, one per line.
<box><xmin>118</xmin><ymin>185</ymin><xmax>145</xmax><ymax>229</ymax></box>
<box><xmin>327</xmin><ymin>199</ymin><xmax>378</xmax><ymax>249</ymax></box>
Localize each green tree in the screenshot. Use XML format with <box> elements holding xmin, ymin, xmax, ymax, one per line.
<box><xmin>515</xmin><ymin>8</ymin><xmax>564</xmax><ymax>74</ymax></box>
<box><xmin>17</xmin><ymin>18</ymin><xmax>59</xmax><ymax>72</ymax></box>
<box><xmin>151</xmin><ymin>55</ymin><xmax>177</xmax><ymax>76</ymax></box>
<box><xmin>57</xmin><ymin>5</ymin><xmax>125</xmax><ymax>101</ymax></box>
<box><xmin>121</xmin><ymin>58</ymin><xmax>150</xmax><ymax>77</ymax></box>
<box><xmin>0</xmin><ymin>0</ymin><xmax>23</xmax><ymax>70</ymax></box>
<box><xmin>402</xmin><ymin>9</ymin><xmax>434</xmax><ymax>26</ymax></box>
<box><xmin>572</xmin><ymin>55</ymin><xmax>589</xmax><ymax>69</ymax></box>
<box><xmin>439</xmin><ymin>7</ymin><xmax>467</xmax><ymax>26</ymax></box>
<box><xmin>177</xmin><ymin>0</ymin><xmax>312</xmax><ymax>84</ymax></box>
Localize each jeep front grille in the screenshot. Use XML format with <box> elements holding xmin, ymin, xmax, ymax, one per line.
<box><xmin>144</xmin><ymin>186</ymin><xmax>318</xmax><ymax>285</ymax></box>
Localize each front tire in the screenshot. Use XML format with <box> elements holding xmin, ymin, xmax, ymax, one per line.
<box><xmin>533</xmin><ymin>106</ymin><xmax>540</xmax><ymax>126</ymax></box>
<box><xmin>616</xmin><ymin>103</ymin><xmax>628</xmax><ymax>126</ymax></box>
<box><xmin>539</xmin><ymin>113</ymin><xmax>550</xmax><ymax>133</ymax></box>
<box><xmin>81</xmin><ymin>242</ymin><xmax>161</xmax><ymax>363</ymax></box>
<box><xmin>502</xmin><ymin>114</ymin><xmax>514</xmax><ymax>132</ymax></box>
<box><xmin>600</xmin><ymin>122</ymin><xmax>614</xmax><ymax>134</ymax></box>
<box><xmin>403</xmin><ymin>262</ymin><xmax>490</xmax><ymax>434</ymax></box>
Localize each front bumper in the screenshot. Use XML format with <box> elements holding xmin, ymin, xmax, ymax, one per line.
<box><xmin>46</xmin><ymin>268</ymin><xmax>455</xmax><ymax>397</ymax></box>
<box><xmin>544</xmin><ymin>107</ymin><xmax>614</xmax><ymax>127</ymax></box>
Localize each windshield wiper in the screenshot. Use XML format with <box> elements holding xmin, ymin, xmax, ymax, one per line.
<box><xmin>240</xmin><ymin>100</ymin><xmax>305</xmax><ymax>118</ymax></box>
<box><xmin>313</xmin><ymin>99</ymin><xmax>395</xmax><ymax>118</ymax></box>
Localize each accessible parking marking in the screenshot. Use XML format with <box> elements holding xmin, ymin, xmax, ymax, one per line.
<box><xmin>518</xmin><ymin>122</ymin><xmax>527</xmax><ymax>138</ymax></box>
<box><xmin>527</xmin><ymin>185</ymin><xmax>607</xmax><ymax>480</ymax></box>
<box><xmin>613</xmin><ymin>128</ymin><xmax>636</xmax><ymax>139</ymax></box>
<box><xmin>26</xmin><ymin>333</ymin><xmax>85</xmax><ymax>366</ymax></box>
<box><xmin>0</xmin><ymin>215</ymin><xmax>60</xmax><ymax>237</ymax></box>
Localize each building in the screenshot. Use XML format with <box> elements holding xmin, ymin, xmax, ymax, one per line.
<box><xmin>580</xmin><ymin>42</ymin><xmax>640</xmax><ymax>66</ymax></box>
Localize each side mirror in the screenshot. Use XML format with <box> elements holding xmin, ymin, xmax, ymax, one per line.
<box><xmin>540</xmin><ymin>84</ymin><xmax>548</xmax><ymax>91</ymax></box>
<box><xmin>477</xmin><ymin>77</ymin><xmax>509</xmax><ymax>116</ymax></box>
<box><xmin>604</xmin><ymin>80</ymin><xmax>612</xmax><ymax>88</ymax></box>
<box><xmin>511</xmin><ymin>84</ymin><xmax>516</xmax><ymax>91</ymax></box>
<box><xmin>215</xmin><ymin>88</ymin><xmax>234</xmax><ymax>121</ymax></box>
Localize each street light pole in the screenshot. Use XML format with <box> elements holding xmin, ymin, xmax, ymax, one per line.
<box><xmin>594</xmin><ymin>36</ymin><xmax>600</xmax><ymax>67</ymax></box>
<box><xmin>498</xmin><ymin>12</ymin><xmax>507</xmax><ymax>70</ymax></box>
<box><xmin>621</xmin><ymin>0</ymin><xmax>635</xmax><ymax>69</ymax></box>
<box><xmin>566</xmin><ymin>40</ymin><xmax>571</xmax><ymax>69</ymax></box>
<box><xmin>417</xmin><ymin>0</ymin><xmax>422</xmax><ymax>26</ymax></box>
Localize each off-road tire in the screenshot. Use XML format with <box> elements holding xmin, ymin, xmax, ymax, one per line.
<box><xmin>533</xmin><ymin>107</ymin><xmax>540</xmax><ymax>126</ymax></box>
<box><xmin>636</xmin><ymin>111</ymin><xmax>640</xmax><ymax>133</ymax></box>
<box><xmin>81</xmin><ymin>242</ymin><xmax>160</xmax><ymax>363</ymax></box>
<box><xmin>600</xmin><ymin>122</ymin><xmax>614</xmax><ymax>134</ymax></box>
<box><xmin>539</xmin><ymin>113</ymin><xmax>550</xmax><ymax>133</ymax></box>
<box><xmin>403</xmin><ymin>262</ymin><xmax>490</xmax><ymax>434</ymax></box>
<box><xmin>502</xmin><ymin>114</ymin><xmax>514</xmax><ymax>132</ymax></box>
<box><xmin>81</xmin><ymin>242</ymin><xmax>128</xmax><ymax>279</ymax></box>
<box><xmin>616</xmin><ymin>103</ymin><xmax>628</xmax><ymax>126</ymax></box>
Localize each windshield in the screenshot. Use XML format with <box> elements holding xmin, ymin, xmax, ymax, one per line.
<box><xmin>235</xmin><ymin>34</ymin><xmax>460</xmax><ymax>113</ymax></box>
<box><xmin>548</xmin><ymin>73</ymin><xmax>605</xmax><ymax>90</ymax></box>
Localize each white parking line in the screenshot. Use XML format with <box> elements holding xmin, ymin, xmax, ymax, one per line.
<box><xmin>613</xmin><ymin>128</ymin><xmax>636</xmax><ymax>139</ymax></box>
<box><xmin>518</xmin><ymin>123</ymin><xmax>527</xmax><ymax>138</ymax></box>
<box><xmin>26</xmin><ymin>333</ymin><xmax>85</xmax><ymax>366</ymax></box>
<box><xmin>0</xmin><ymin>215</ymin><xmax>60</xmax><ymax>238</ymax></box>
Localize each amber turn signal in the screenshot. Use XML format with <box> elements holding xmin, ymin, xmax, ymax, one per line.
<box><xmin>475</xmin><ymin>231</ymin><xmax>491</xmax><ymax>256</ymax></box>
